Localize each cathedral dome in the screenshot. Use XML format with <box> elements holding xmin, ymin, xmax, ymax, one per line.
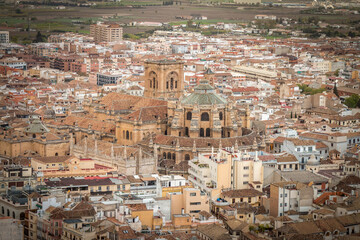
<box><xmin>181</xmin><ymin>80</ymin><xmax>227</xmax><ymax>106</ymax></box>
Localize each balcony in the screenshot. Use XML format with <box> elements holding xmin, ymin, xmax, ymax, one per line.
<box><xmin>211</xmin><ymin>199</ymin><xmax>230</xmax><ymax>207</ymax></box>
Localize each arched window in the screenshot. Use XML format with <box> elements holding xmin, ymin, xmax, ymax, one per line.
<box><xmin>206</xmin><ymin>128</ymin><xmax>211</xmax><ymax>137</ymax></box>
<box><xmin>32</xmin><ymin>134</ymin><xmax>36</xmax><ymax>138</ymax></box>
<box><xmin>201</xmin><ymin>112</ymin><xmax>209</xmax><ymax>121</ymax></box>
<box><xmin>228</xmin><ymin>132</ymin><xmax>230</xmax><ymax>137</ymax></box>
<box><xmin>219</xmin><ymin>112</ymin><xmax>223</xmax><ymax>120</ymax></box>
<box><xmin>7</xmin><ymin>209</ymin><xmax>10</xmax><ymax>217</ymax></box>
<box><xmin>163</xmin><ymin>152</ymin><xmax>167</xmax><ymax>159</ymax></box>
<box><xmin>200</xmin><ymin>128</ymin><xmax>204</xmax><ymax>137</ymax></box>
<box><xmin>175</xmin><ymin>81</ymin><xmax>177</xmax><ymax>88</ymax></box>
<box><xmin>167</xmin><ymin>153</ymin><xmax>172</xmax><ymax>160</ymax></box>
<box><xmin>185</xmin><ymin>154</ymin><xmax>190</xmax><ymax>161</ymax></box>
<box><xmin>221</xmin><ymin>127</ymin><xmax>225</xmax><ymax>138</ymax></box>
<box><xmin>166</xmin><ymin>81</ymin><xmax>169</xmax><ymax>89</ymax></box>
<box><xmin>55</xmin><ymin>153</ymin><xmax>58</xmax><ymax>156</ymax></box>
<box><xmin>172</xmin><ymin>153</ymin><xmax>176</xmax><ymax>160</ymax></box>
<box><xmin>186</xmin><ymin>112</ymin><xmax>192</xmax><ymax>120</ymax></box>
<box><xmin>150</xmin><ymin>79</ymin><xmax>152</xmax><ymax>88</ymax></box>
<box><xmin>185</xmin><ymin>127</ymin><xmax>189</xmax><ymax>137</ymax></box>
<box><xmin>153</xmin><ymin>77</ymin><xmax>156</xmax><ymax>89</ymax></box>
<box><xmin>12</xmin><ymin>212</ymin><xmax>15</xmax><ymax>219</ymax></box>
<box><xmin>170</xmin><ymin>78</ymin><xmax>174</xmax><ymax>89</ymax></box>
<box><xmin>126</xmin><ymin>131</ymin><xmax>129</xmax><ymax>140</ymax></box>
<box><xmin>1</xmin><ymin>207</ymin><xmax>4</xmax><ymax>215</ymax></box>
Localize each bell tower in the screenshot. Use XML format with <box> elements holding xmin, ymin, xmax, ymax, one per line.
<box><xmin>144</xmin><ymin>60</ymin><xmax>184</xmax><ymax>100</ymax></box>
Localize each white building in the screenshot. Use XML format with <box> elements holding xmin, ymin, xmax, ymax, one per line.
<box><xmin>282</xmin><ymin>138</ymin><xmax>320</xmax><ymax>170</ymax></box>
<box><xmin>0</xmin><ymin>31</ymin><xmax>9</xmax><ymax>43</ymax></box>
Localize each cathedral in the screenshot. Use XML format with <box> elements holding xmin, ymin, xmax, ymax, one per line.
<box><xmin>132</xmin><ymin>60</ymin><xmax>258</xmax><ymax>168</ymax></box>
<box><xmin>49</xmin><ymin>59</ymin><xmax>259</xmax><ymax>174</ymax></box>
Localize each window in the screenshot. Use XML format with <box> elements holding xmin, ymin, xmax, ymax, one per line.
<box><xmin>206</xmin><ymin>128</ymin><xmax>210</xmax><ymax>137</ymax></box>
<box><xmin>190</xmin><ymin>202</ymin><xmax>201</xmax><ymax>205</ymax></box>
<box><xmin>243</xmin><ymin>181</ymin><xmax>248</xmax><ymax>185</ymax></box>
<box><xmin>185</xmin><ymin>127</ymin><xmax>189</xmax><ymax>137</ymax></box>
<box><xmin>190</xmin><ymin>193</ymin><xmax>196</xmax><ymax>196</ymax></box>
<box><xmin>200</xmin><ymin>128</ymin><xmax>204</xmax><ymax>137</ymax></box>
<box><xmin>219</xmin><ymin>112</ymin><xmax>223</xmax><ymax>120</ymax></box>
<box><xmin>126</xmin><ymin>131</ymin><xmax>129</xmax><ymax>140</ymax></box>
<box><xmin>186</xmin><ymin>112</ymin><xmax>192</xmax><ymax>120</ymax></box>
<box><xmin>201</xmin><ymin>112</ymin><xmax>209</xmax><ymax>121</ymax></box>
<box><xmin>190</xmin><ymin>210</ymin><xmax>200</xmax><ymax>213</ymax></box>
<box><xmin>243</xmin><ymin>174</ymin><xmax>249</xmax><ymax>178</ymax></box>
<box><xmin>280</xmin><ymin>203</ymin><xmax>282</xmax><ymax>207</ymax></box>
<box><xmin>243</xmin><ymin>166</ymin><xmax>249</xmax><ymax>170</ymax></box>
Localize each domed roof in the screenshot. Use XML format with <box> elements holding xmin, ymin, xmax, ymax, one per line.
<box><xmin>181</xmin><ymin>80</ymin><xmax>227</xmax><ymax>105</ymax></box>
<box><xmin>307</xmin><ymin>154</ymin><xmax>319</xmax><ymax>166</ymax></box>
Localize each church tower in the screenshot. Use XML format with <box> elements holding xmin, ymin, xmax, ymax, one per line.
<box><xmin>144</xmin><ymin>60</ymin><xmax>184</xmax><ymax>100</ymax></box>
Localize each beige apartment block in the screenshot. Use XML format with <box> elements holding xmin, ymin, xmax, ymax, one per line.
<box><xmin>189</xmin><ymin>149</ymin><xmax>264</xmax><ymax>199</ymax></box>
<box><xmin>169</xmin><ymin>188</ymin><xmax>209</xmax><ymax>219</ymax></box>
<box><xmin>90</xmin><ymin>22</ymin><xmax>123</xmax><ymax>43</ymax></box>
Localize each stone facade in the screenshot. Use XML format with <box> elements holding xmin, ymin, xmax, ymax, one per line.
<box><xmin>0</xmin><ymin>116</ymin><xmax>70</xmax><ymax>159</ymax></box>
<box><xmin>144</xmin><ymin>60</ymin><xmax>184</xmax><ymax>100</ymax></box>
<box><xmin>72</xmin><ymin>136</ymin><xmax>157</xmax><ymax>175</ymax></box>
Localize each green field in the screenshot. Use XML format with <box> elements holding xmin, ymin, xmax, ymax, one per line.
<box><xmin>0</xmin><ymin>2</ymin><xmax>359</xmax><ymax>44</ymax></box>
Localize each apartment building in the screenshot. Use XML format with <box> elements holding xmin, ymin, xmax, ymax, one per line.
<box><xmin>169</xmin><ymin>188</ymin><xmax>209</xmax><ymax>219</ymax></box>
<box><xmin>188</xmin><ymin>149</ymin><xmax>263</xmax><ymax>199</ymax></box>
<box><xmin>96</xmin><ymin>72</ymin><xmax>122</xmax><ymax>86</ymax></box>
<box><xmin>0</xmin><ymin>31</ymin><xmax>9</xmax><ymax>43</ymax></box>
<box><xmin>269</xmin><ymin>181</ymin><xmax>314</xmax><ymax>217</ymax></box>
<box><xmin>90</xmin><ymin>22</ymin><xmax>123</xmax><ymax>43</ymax></box>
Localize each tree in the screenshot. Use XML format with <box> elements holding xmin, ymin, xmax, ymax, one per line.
<box><xmin>344</xmin><ymin>94</ymin><xmax>360</xmax><ymax>108</ymax></box>
<box><xmin>333</xmin><ymin>83</ymin><xmax>339</xmax><ymax>97</ymax></box>
<box><xmin>348</xmin><ymin>31</ymin><xmax>356</xmax><ymax>38</ymax></box>
<box><xmin>34</xmin><ymin>31</ymin><xmax>44</xmax><ymax>43</ymax></box>
<box><xmin>186</xmin><ymin>20</ymin><xmax>194</xmax><ymax>28</ymax></box>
